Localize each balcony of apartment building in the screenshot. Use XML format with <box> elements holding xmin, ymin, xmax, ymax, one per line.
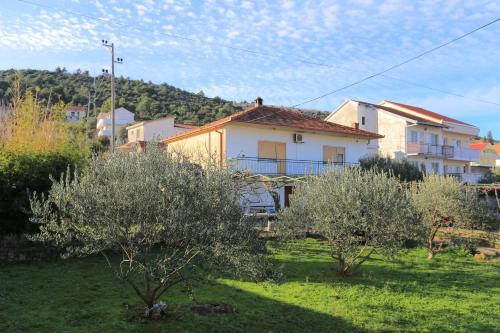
<box><xmin>227</xmin><ymin>157</ymin><xmax>354</xmax><ymax>177</ymax></box>
<box><xmin>447</xmin><ymin>146</ymin><xmax>480</xmax><ymax>162</ymax></box>
<box><xmin>406</xmin><ymin>142</ymin><xmax>455</xmax><ymax>158</ymax></box>
<box><xmin>406</xmin><ymin>142</ymin><xmax>479</xmax><ymax>162</ymax></box>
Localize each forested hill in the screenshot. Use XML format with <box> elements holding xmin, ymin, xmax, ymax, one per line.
<box><xmin>0</xmin><ymin>68</ymin><xmax>242</xmax><ymax>125</ymax></box>
<box><xmin>0</xmin><ymin>68</ymin><xmax>330</xmax><ymax>125</ymax></box>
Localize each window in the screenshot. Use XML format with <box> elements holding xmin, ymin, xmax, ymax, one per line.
<box><xmin>456</xmin><ymin>140</ymin><xmax>462</xmax><ymax>148</ymax></box>
<box><xmin>431</xmin><ymin>162</ymin><xmax>440</xmax><ymax>174</ymax></box>
<box><xmin>361</xmin><ymin>116</ymin><xmax>366</xmax><ymax>126</ymax></box>
<box><xmin>323</xmin><ymin>146</ymin><xmax>345</xmax><ymax>164</ymax></box>
<box><xmin>429</xmin><ymin>134</ymin><xmax>439</xmax><ymax>145</ymax></box>
<box><xmin>409</xmin><ymin>130</ymin><xmax>419</xmax><ymax>143</ymax></box>
<box><xmin>336</xmin><ymin>152</ymin><xmax>345</xmax><ymax>163</ymax></box>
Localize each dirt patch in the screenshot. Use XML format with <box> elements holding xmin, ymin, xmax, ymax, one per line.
<box><xmin>190</xmin><ymin>303</ymin><xmax>237</xmax><ymax>316</ymax></box>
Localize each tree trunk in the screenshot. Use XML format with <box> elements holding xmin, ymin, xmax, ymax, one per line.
<box><xmin>427</xmin><ymin>248</ymin><xmax>434</xmax><ymax>260</ymax></box>
<box><xmin>337</xmin><ymin>255</ymin><xmax>348</xmax><ymax>276</ymax></box>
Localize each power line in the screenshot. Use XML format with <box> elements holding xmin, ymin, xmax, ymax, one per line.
<box><xmin>16</xmin><ymin>0</ymin><xmax>500</xmax><ymax>106</ymax></box>
<box><xmin>292</xmin><ymin>18</ymin><xmax>500</xmax><ymax>107</ymax></box>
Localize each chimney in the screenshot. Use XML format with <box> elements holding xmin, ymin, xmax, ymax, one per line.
<box><xmin>254</xmin><ymin>97</ymin><xmax>263</xmax><ymax>107</ymax></box>
<box><xmin>352</xmin><ymin>122</ymin><xmax>359</xmax><ymax>130</ymax></box>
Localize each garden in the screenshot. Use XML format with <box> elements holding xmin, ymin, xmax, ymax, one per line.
<box><xmin>0</xmin><ymin>86</ymin><xmax>499</xmax><ymax>332</ymax></box>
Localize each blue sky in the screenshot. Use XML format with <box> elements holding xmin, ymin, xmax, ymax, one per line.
<box><xmin>1</xmin><ymin>0</ymin><xmax>499</xmax><ymax>136</ymax></box>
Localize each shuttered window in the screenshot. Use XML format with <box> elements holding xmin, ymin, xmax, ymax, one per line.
<box><xmin>323</xmin><ymin>146</ymin><xmax>346</xmax><ymax>163</ymax></box>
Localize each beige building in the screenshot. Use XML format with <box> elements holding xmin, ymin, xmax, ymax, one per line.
<box><xmin>164</xmin><ymin>98</ymin><xmax>382</xmax><ymax>209</ymax></box>
<box><xmin>326</xmin><ymin>100</ymin><xmax>482</xmax><ymax>183</ymax></box>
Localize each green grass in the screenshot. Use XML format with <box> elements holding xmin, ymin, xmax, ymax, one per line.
<box><xmin>0</xmin><ymin>239</ymin><xmax>498</xmax><ymax>333</ymax></box>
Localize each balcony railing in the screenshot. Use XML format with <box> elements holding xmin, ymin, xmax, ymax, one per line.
<box><xmin>406</xmin><ymin>143</ymin><xmax>454</xmax><ymax>158</ymax></box>
<box><xmin>445</xmin><ymin>173</ymin><xmax>483</xmax><ymax>184</ymax></box>
<box><xmin>450</xmin><ymin>147</ymin><xmax>480</xmax><ymax>162</ymax></box>
<box><xmin>228</xmin><ymin>157</ymin><xmax>353</xmax><ymax>176</ymax></box>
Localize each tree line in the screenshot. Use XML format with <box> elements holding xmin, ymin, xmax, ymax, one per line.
<box><xmin>0</xmin><ymin>68</ymin><xmax>241</xmax><ymax>125</ymax></box>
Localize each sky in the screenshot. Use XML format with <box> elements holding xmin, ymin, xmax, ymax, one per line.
<box><xmin>0</xmin><ymin>0</ymin><xmax>499</xmax><ymax>136</ymax></box>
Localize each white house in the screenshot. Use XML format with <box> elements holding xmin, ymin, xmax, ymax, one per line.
<box><xmin>65</xmin><ymin>106</ymin><xmax>86</xmax><ymax>123</ymax></box>
<box><xmin>119</xmin><ymin>116</ymin><xmax>198</xmax><ymax>152</ymax></box>
<box><xmin>96</xmin><ymin>107</ymin><xmax>135</xmax><ymax>138</ymax></box>
<box><xmin>125</xmin><ymin>116</ymin><xmax>197</xmax><ymax>143</ymax></box>
<box><xmin>326</xmin><ymin>99</ymin><xmax>482</xmax><ymax>183</ymax></box>
<box><xmin>164</xmin><ymin>98</ymin><xmax>382</xmax><ymax>209</ymax></box>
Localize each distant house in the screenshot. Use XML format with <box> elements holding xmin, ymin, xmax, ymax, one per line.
<box><xmin>65</xmin><ymin>106</ymin><xmax>86</xmax><ymax>123</ymax></box>
<box><xmin>164</xmin><ymin>98</ymin><xmax>382</xmax><ymax>209</ymax></box>
<box><xmin>326</xmin><ymin>99</ymin><xmax>482</xmax><ymax>183</ymax></box>
<box><xmin>119</xmin><ymin>116</ymin><xmax>198</xmax><ymax>152</ymax></box>
<box><xmin>96</xmin><ymin>107</ymin><xmax>135</xmax><ymax>138</ymax></box>
<box><xmin>469</xmin><ymin>142</ymin><xmax>500</xmax><ymax>178</ymax></box>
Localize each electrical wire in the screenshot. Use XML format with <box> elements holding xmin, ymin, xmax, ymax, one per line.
<box><xmin>15</xmin><ymin>0</ymin><xmax>500</xmax><ymax>107</ymax></box>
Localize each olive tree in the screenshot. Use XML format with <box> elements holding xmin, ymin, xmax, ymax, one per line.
<box><xmin>30</xmin><ymin>146</ymin><xmax>271</xmax><ymax>315</ymax></box>
<box><xmin>278</xmin><ymin>167</ymin><xmax>418</xmax><ymax>276</ymax></box>
<box><xmin>411</xmin><ymin>175</ymin><xmax>496</xmax><ymax>259</ymax></box>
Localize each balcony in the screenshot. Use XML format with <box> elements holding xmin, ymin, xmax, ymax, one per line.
<box><xmin>445</xmin><ymin>173</ymin><xmax>483</xmax><ymax>184</ymax></box>
<box><xmin>449</xmin><ymin>147</ymin><xmax>480</xmax><ymax>162</ymax></box>
<box><xmin>228</xmin><ymin>157</ymin><xmax>353</xmax><ymax>176</ymax></box>
<box><xmin>406</xmin><ymin>143</ymin><xmax>454</xmax><ymax>158</ymax></box>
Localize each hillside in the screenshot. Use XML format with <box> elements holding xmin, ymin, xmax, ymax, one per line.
<box><xmin>0</xmin><ymin>68</ymin><xmax>242</xmax><ymax>125</ymax></box>
<box><xmin>0</xmin><ymin>69</ymin><xmax>330</xmax><ymax>125</ymax></box>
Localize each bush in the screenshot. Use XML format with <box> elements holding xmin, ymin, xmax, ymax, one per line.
<box><xmin>278</xmin><ymin>167</ymin><xmax>418</xmax><ymax>276</ymax></box>
<box><xmin>0</xmin><ymin>150</ymin><xmax>86</xmax><ymax>235</ymax></box>
<box><xmin>30</xmin><ymin>146</ymin><xmax>272</xmax><ymax>315</ymax></box>
<box><xmin>359</xmin><ymin>155</ymin><xmax>423</xmax><ymax>182</ymax></box>
<box><xmin>411</xmin><ymin>175</ymin><xmax>497</xmax><ymax>259</ymax></box>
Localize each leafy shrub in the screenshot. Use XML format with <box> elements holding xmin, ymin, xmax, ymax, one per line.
<box><xmin>30</xmin><ymin>146</ymin><xmax>272</xmax><ymax>314</ymax></box>
<box><xmin>278</xmin><ymin>167</ymin><xmax>419</xmax><ymax>276</ymax></box>
<box><xmin>359</xmin><ymin>155</ymin><xmax>423</xmax><ymax>182</ymax></box>
<box><xmin>0</xmin><ymin>150</ymin><xmax>86</xmax><ymax>235</ymax></box>
<box><xmin>411</xmin><ymin>175</ymin><xmax>497</xmax><ymax>259</ymax></box>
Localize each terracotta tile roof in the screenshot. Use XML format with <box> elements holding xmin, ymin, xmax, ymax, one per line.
<box><xmin>469</xmin><ymin>142</ymin><xmax>488</xmax><ymax>151</ymax></box>
<box><xmin>165</xmin><ymin>104</ymin><xmax>383</xmax><ymax>143</ymax></box>
<box><xmin>494</xmin><ymin>144</ymin><xmax>500</xmax><ymax>154</ymax></box>
<box><xmin>65</xmin><ymin>106</ymin><xmax>86</xmax><ymax>112</ymax></box>
<box><xmin>174</xmin><ymin>123</ymin><xmax>199</xmax><ymax>129</ymax></box>
<box><xmin>356</xmin><ymin>101</ymin><xmax>444</xmax><ymax>126</ymax></box>
<box><xmin>382</xmin><ymin>100</ymin><xmax>474</xmax><ymax>126</ymax></box>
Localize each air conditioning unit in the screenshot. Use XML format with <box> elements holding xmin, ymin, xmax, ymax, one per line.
<box><xmin>293</xmin><ymin>133</ymin><xmax>304</xmax><ymax>143</ymax></box>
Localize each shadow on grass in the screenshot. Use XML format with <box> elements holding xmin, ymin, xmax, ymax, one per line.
<box><xmin>154</xmin><ymin>282</ymin><xmax>368</xmax><ymax>333</ymax></box>
<box><xmin>0</xmin><ymin>255</ymin><xmax>366</xmax><ymax>333</ymax></box>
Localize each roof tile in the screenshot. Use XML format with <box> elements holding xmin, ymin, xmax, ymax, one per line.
<box><xmin>165</xmin><ymin>105</ymin><xmax>383</xmax><ymax>143</ymax></box>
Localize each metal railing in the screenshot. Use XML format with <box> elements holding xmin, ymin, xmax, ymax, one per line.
<box><xmin>406</xmin><ymin>142</ymin><xmax>454</xmax><ymax>158</ymax></box>
<box><xmin>228</xmin><ymin>157</ymin><xmax>354</xmax><ymax>176</ymax></box>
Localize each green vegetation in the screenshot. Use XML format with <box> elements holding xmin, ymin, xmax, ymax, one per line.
<box><xmin>359</xmin><ymin>154</ymin><xmax>423</xmax><ymax>182</ymax></box>
<box><xmin>0</xmin><ymin>85</ymin><xmax>89</xmax><ymax>235</ymax></box>
<box><xmin>411</xmin><ymin>175</ymin><xmax>497</xmax><ymax>259</ymax></box>
<box><xmin>0</xmin><ymin>239</ymin><xmax>498</xmax><ymax>332</ymax></box>
<box><xmin>279</xmin><ymin>168</ymin><xmax>418</xmax><ymax>276</ymax></box>
<box><xmin>0</xmin><ymin>68</ymin><xmax>241</xmax><ymax>125</ymax></box>
<box><xmin>30</xmin><ymin>147</ymin><xmax>272</xmax><ymax>314</ymax></box>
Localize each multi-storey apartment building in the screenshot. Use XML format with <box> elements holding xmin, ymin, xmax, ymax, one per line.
<box><xmin>326</xmin><ymin>100</ymin><xmax>481</xmax><ymax>183</ymax></box>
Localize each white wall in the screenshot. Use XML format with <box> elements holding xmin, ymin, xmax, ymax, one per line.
<box><xmin>326</xmin><ymin>100</ymin><xmax>379</xmax><ymax>152</ymax></box>
<box><xmin>225</xmin><ymin>124</ymin><xmax>372</xmax><ymax>163</ymax></box>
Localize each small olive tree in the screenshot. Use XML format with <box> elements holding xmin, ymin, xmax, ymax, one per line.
<box><xmin>411</xmin><ymin>175</ymin><xmax>496</xmax><ymax>259</ymax></box>
<box><xmin>278</xmin><ymin>167</ymin><xmax>418</xmax><ymax>276</ymax></box>
<box><xmin>30</xmin><ymin>146</ymin><xmax>271</xmax><ymax>315</ymax></box>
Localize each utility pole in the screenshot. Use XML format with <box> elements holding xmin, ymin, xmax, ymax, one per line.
<box><xmin>101</xmin><ymin>40</ymin><xmax>123</xmax><ymax>152</ymax></box>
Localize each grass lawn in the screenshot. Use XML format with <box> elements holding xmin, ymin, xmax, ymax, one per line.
<box><xmin>0</xmin><ymin>239</ymin><xmax>498</xmax><ymax>333</ymax></box>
